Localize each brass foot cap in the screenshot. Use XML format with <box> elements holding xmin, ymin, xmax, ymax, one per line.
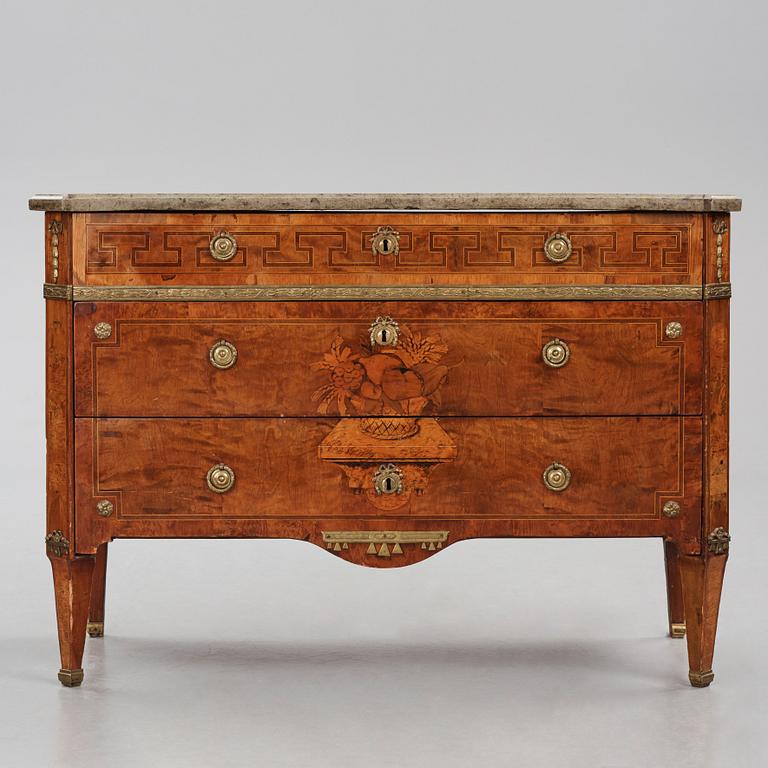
<box><xmin>689</xmin><ymin>670</ymin><xmax>714</xmax><ymax>688</ymax></box>
<box><xmin>58</xmin><ymin>668</ymin><xmax>84</xmax><ymax>687</ymax></box>
<box><xmin>87</xmin><ymin>621</ymin><xmax>104</xmax><ymax>638</ymax></box>
<box><xmin>670</xmin><ymin>622</ymin><xmax>686</xmax><ymax>638</ymax></box>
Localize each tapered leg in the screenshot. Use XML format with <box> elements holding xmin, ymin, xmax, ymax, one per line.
<box><xmin>87</xmin><ymin>543</ymin><xmax>108</xmax><ymax>638</ymax></box>
<box><xmin>49</xmin><ymin>554</ymin><xmax>96</xmax><ymax>687</ymax></box>
<box><xmin>679</xmin><ymin>554</ymin><xmax>727</xmax><ymax>687</ymax></box>
<box><xmin>663</xmin><ymin>541</ymin><xmax>686</xmax><ymax>638</ymax></box>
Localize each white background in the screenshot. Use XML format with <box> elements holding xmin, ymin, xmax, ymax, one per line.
<box><xmin>0</xmin><ymin>1</ymin><xmax>766</xmax><ymax>766</ymax></box>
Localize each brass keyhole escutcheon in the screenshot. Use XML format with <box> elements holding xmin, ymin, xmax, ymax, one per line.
<box><xmin>544</xmin><ymin>233</ymin><xmax>573</xmax><ymax>263</ymax></box>
<box><xmin>369</xmin><ymin>316</ymin><xmax>400</xmax><ymax>347</ymax></box>
<box><xmin>209</xmin><ymin>340</ymin><xmax>238</xmax><ymax>369</ymax></box>
<box><xmin>542</xmin><ymin>338</ymin><xmax>570</xmax><ymax>368</ymax></box>
<box><xmin>209</xmin><ymin>231</ymin><xmax>238</xmax><ymax>261</ymax></box>
<box><xmin>207</xmin><ymin>463</ymin><xmax>235</xmax><ymax>493</ymax></box>
<box><xmin>370</xmin><ymin>226</ymin><xmax>401</xmax><ymax>257</ymax></box>
<box><xmin>373</xmin><ymin>464</ymin><xmax>404</xmax><ymax>495</ymax></box>
<box><xmin>543</xmin><ymin>462</ymin><xmax>571</xmax><ymax>492</ymax></box>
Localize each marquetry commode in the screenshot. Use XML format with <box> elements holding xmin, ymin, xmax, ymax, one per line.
<box><xmin>33</xmin><ymin>193</ymin><xmax>738</xmax><ymax>688</ymax></box>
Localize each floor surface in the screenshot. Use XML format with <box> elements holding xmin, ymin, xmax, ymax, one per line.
<box><xmin>0</xmin><ymin>537</ymin><xmax>764</xmax><ymax>768</ymax></box>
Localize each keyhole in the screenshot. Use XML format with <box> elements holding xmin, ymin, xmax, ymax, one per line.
<box><xmin>385</xmin><ymin>477</ymin><xmax>393</xmax><ymax>491</ymax></box>
<box><xmin>381</xmin><ymin>237</ymin><xmax>390</xmax><ymax>252</ymax></box>
<box><xmin>380</xmin><ymin>328</ymin><xmax>389</xmax><ymax>343</ymax></box>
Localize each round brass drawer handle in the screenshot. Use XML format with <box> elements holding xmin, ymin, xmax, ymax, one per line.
<box><xmin>209</xmin><ymin>230</ymin><xmax>238</xmax><ymax>261</ymax></box>
<box><xmin>209</xmin><ymin>340</ymin><xmax>238</xmax><ymax>369</ymax></box>
<box><xmin>370</xmin><ymin>226</ymin><xmax>400</xmax><ymax>256</ymax></box>
<box><xmin>542</xmin><ymin>338</ymin><xmax>570</xmax><ymax>368</ymax></box>
<box><xmin>369</xmin><ymin>316</ymin><xmax>399</xmax><ymax>347</ymax></box>
<box><xmin>544</xmin><ymin>233</ymin><xmax>573</xmax><ymax>263</ymax></box>
<box><xmin>543</xmin><ymin>462</ymin><xmax>571</xmax><ymax>492</ymax></box>
<box><xmin>373</xmin><ymin>463</ymin><xmax>404</xmax><ymax>495</ymax></box>
<box><xmin>207</xmin><ymin>463</ymin><xmax>235</xmax><ymax>493</ymax></box>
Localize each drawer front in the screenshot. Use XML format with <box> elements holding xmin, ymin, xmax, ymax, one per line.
<box><xmin>75</xmin><ymin>417</ymin><xmax>702</xmax><ymax>558</ymax></box>
<box><xmin>74</xmin><ymin>301</ymin><xmax>702</xmax><ymax>417</ymax></box>
<box><xmin>73</xmin><ymin>212</ymin><xmax>703</xmax><ymax>287</ymax></box>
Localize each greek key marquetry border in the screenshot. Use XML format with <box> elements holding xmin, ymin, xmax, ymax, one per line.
<box><xmin>43</xmin><ymin>283</ymin><xmax>731</xmax><ymax>302</ymax></box>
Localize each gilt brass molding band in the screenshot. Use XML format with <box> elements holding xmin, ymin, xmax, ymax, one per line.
<box><xmin>43</xmin><ymin>283</ymin><xmax>732</xmax><ymax>302</ymax></box>
<box><xmin>703</xmin><ymin>282</ymin><xmax>732</xmax><ymax>299</ymax></box>
<box><xmin>43</xmin><ymin>284</ymin><xmax>74</xmax><ymax>300</ymax></box>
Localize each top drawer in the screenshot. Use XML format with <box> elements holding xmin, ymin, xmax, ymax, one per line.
<box><xmin>72</xmin><ymin>212</ymin><xmax>704</xmax><ymax>287</ymax></box>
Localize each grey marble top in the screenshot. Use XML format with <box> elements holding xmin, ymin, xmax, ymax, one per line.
<box><xmin>28</xmin><ymin>193</ymin><xmax>742</xmax><ymax>213</ymax></box>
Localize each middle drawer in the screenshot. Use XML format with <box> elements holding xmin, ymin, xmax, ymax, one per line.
<box><xmin>74</xmin><ymin>301</ymin><xmax>702</xmax><ymax>417</ymax></box>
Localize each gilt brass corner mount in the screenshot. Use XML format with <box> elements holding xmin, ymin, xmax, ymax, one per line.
<box><xmin>662</xmin><ymin>501</ymin><xmax>681</xmax><ymax>518</ymax></box>
<box><xmin>94</xmin><ymin>322</ymin><xmax>112</xmax><ymax>340</ymax></box>
<box><xmin>707</xmin><ymin>527</ymin><xmax>731</xmax><ymax>555</ymax></box>
<box><xmin>664</xmin><ymin>322</ymin><xmax>682</xmax><ymax>339</ymax></box>
<box><xmin>45</xmin><ymin>530</ymin><xmax>70</xmax><ymax>557</ymax></box>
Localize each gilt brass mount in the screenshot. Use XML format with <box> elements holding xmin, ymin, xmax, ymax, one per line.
<box><xmin>209</xmin><ymin>339</ymin><xmax>238</xmax><ymax>369</ymax></box>
<box><xmin>370</xmin><ymin>226</ymin><xmax>400</xmax><ymax>256</ymax></box>
<box><xmin>49</xmin><ymin>220</ymin><xmax>62</xmax><ymax>282</ymax></box>
<box><xmin>542</xmin><ymin>338</ymin><xmax>570</xmax><ymax>367</ymax></box>
<box><xmin>713</xmin><ymin>219</ymin><xmax>728</xmax><ymax>282</ymax></box>
<box><xmin>662</xmin><ymin>501</ymin><xmax>681</xmax><ymax>518</ymax></box>
<box><xmin>209</xmin><ymin>230</ymin><xmax>238</xmax><ymax>261</ymax></box>
<box><xmin>45</xmin><ymin>530</ymin><xmax>70</xmax><ymax>557</ymax></box>
<box><xmin>58</xmin><ymin>668</ymin><xmax>84</xmax><ymax>687</ymax></box>
<box><xmin>689</xmin><ymin>670</ymin><xmax>715</xmax><ymax>688</ymax></box>
<box><xmin>44</xmin><ymin>283</ymin><xmax>719</xmax><ymax>302</ymax></box>
<box><xmin>96</xmin><ymin>500</ymin><xmax>114</xmax><ymax>517</ymax></box>
<box><xmin>373</xmin><ymin>463</ymin><xmax>404</xmax><ymax>495</ymax></box>
<box><xmin>665</xmin><ymin>321</ymin><xmax>683</xmax><ymax>339</ymax></box>
<box><xmin>670</xmin><ymin>622</ymin><xmax>686</xmax><ymax>638</ymax></box>
<box><xmin>707</xmin><ymin>527</ymin><xmax>731</xmax><ymax>555</ymax></box>
<box><xmin>87</xmin><ymin>622</ymin><xmax>104</xmax><ymax>638</ymax></box>
<box><xmin>544</xmin><ymin>233</ymin><xmax>573</xmax><ymax>263</ymax></box>
<box><xmin>543</xmin><ymin>462</ymin><xmax>571</xmax><ymax>492</ymax></box>
<box><xmin>94</xmin><ymin>322</ymin><xmax>112</xmax><ymax>339</ymax></box>
<box><xmin>206</xmin><ymin>463</ymin><xmax>235</xmax><ymax>493</ymax></box>
<box><xmin>323</xmin><ymin>530</ymin><xmax>449</xmax><ymax>557</ymax></box>
<box><xmin>369</xmin><ymin>316</ymin><xmax>399</xmax><ymax>347</ymax></box>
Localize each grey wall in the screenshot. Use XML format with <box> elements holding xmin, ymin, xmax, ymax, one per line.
<box><xmin>0</xmin><ymin>1</ymin><xmax>765</xmax><ymax>766</ymax></box>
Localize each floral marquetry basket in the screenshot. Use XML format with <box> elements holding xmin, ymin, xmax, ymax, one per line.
<box><xmin>312</xmin><ymin>317</ymin><xmax>458</xmax><ymax>509</ymax></box>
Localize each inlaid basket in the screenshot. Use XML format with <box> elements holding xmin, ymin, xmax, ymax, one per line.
<box><xmin>359</xmin><ymin>417</ymin><xmax>420</xmax><ymax>440</ymax></box>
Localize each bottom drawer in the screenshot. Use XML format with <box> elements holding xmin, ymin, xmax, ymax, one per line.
<box><xmin>75</xmin><ymin>416</ymin><xmax>702</xmax><ymax>561</ymax></box>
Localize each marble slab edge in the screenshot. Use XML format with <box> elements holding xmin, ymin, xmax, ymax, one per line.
<box><xmin>28</xmin><ymin>193</ymin><xmax>742</xmax><ymax>213</ymax></box>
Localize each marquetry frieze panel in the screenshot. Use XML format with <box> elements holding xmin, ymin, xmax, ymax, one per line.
<box><xmin>74</xmin><ymin>213</ymin><xmax>702</xmax><ymax>285</ymax></box>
